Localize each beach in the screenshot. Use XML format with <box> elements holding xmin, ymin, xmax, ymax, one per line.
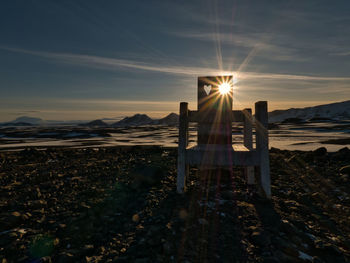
<box><xmin>0</xmin><ymin>146</ymin><xmax>349</xmax><ymax>262</ymax></box>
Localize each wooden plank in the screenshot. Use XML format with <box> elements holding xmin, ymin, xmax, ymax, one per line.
<box><xmin>177</xmin><ymin>102</ymin><xmax>188</xmax><ymax>193</ymax></box>
<box><xmin>243</xmin><ymin>108</ymin><xmax>253</xmax><ymax>150</ymax></box>
<box><xmin>232</xmin><ymin>145</ymin><xmax>249</xmax><ymax>151</ymax></box>
<box><xmin>255</xmin><ymin>101</ymin><xmax>271</xmax><ymax>198</ymax></box>
<box><xmin>246</xmin><ymin>166</ymin><xmax>255</xmax><ymax>185</ymax></box>
<box><xmin>232</xmin><ymin>110</ymin><xmax>244</xmax><ymax>122</ymax></box>
<box><xmin>188</xmin><ymin>110</ymin><xmax>197</xmax><ymax>122</ymax></box>
<box><xmin>243</xmin><ymin>108</ymin><xmax>255</xmax><ymax>184</ymax></box>
<box><xmin>197</xmin><ymin>123</ymin><xmax>231</xmax><ymax>144</ymax></box>
<box><xmin>186</xmin><ymin>145</ymin><xmax>260</xmax><ymax>166</ymax></box>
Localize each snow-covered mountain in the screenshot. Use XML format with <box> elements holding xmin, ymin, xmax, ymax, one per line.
<box><xmin>268</xmin><ymin>100</ymin><xmax>350</xmax><ymax>123</ymax></box>
<box><xmin>0</xmin><ymin>116</ymin><xmax>88</xmax><ymax>126</ymax></box>
<box><xmin>112</xmin><ymin>114</ymin><xmax>153</xmax><ymax>127</ymax></box>
<box><xmin>79</xmin><ymin>119</ymin><xmax>108</xmax><ymax>127</ymax></box>
<box><xmin>4</xmin><ymin>100</ymin><xmax>348</xmax><ymax>127</ymax></box>
<box><xmin>80</xmin><ymin>113</ymin><xmax>179</xmax><ymax>127</ymax></box>
<box><xmin>12</xmin><ymin>116</ymin><xmax>43</xmax><ymax>125</ymax></box>
<box><xmin>154</xmin><ymin>113</ymin><xmax>179</xmax><ymax>125</ymax></box>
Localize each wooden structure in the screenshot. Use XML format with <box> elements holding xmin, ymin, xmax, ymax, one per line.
<box><xmin>177</xmin><ymin>76</ymin><xmax>271</xmax><ymax>198</ymax></box>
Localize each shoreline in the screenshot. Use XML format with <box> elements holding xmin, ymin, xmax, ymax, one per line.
<box><xmin>0</xmin><ymin>143</ymin><xmax>349</xmax><ymax>153</ymax></box>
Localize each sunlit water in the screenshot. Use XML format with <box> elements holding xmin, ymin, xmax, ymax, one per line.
<box><xmin>0</xmin><ymin>122</ymin><xmax>349</xmax><ymax>152</ymax></box>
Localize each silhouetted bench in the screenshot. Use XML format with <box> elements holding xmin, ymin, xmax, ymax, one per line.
<box><xmin>177</xmin><ymin>76</ymin><xmax>271</xmax><ymax>198</ymax></box>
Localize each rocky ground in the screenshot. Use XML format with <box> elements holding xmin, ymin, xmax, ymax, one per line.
<box><xmin>0</xmin><ymin>146</ymin><xmax>349</xmax><ymax>262</ymax></box>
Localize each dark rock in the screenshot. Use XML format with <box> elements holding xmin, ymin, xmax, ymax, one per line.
<box><xmin>281</xmin><ymin>118</ymin><xmax>305</xmax><ymax>124</ymax></box>
<box><xmin>221</xmin><ymin>190</ymin><xmax>235</xmax><ymax>200</ymax></box>
<box><xmin>339</xmin><ymin>165</ymin><xmax>350</xmax><ymax>175</ymax></box>
<box><xmin>134</xmin><ymin>258</ymin><xmax>150</xmax><ymax>263</ymax></box>
<box><xmin>272</xmin><ymin>237</ymin><xmax>290</xmax><ymax>250</ymax></box>
<box><xmin>338</xmin><ymin>147</ymin><xmax>350</xmax><ymax>154</ymax></box>
<box><xmin>57</xmin><ymin>252</ymin><xmax>77</xmax><ymax>263</ymax></box>
<box><xmin>274</xmin><ymin>250</ymin><xmax>299</xmax><ymax>262</ymax></box>
<box><xmin>262</xmin><ymin>256</ymin><xmax>280</xmax><ymax>263</ymax></box>
<box><xmin>279</xmin><ymin>221</ymin><xmax>298</xmax><ymax>235</ymax></box>
<box><xmin>286</xmin><ymin>154</ymin><xmax>298</xmax><ymax>163</ymax></box>
<box><xmin>302</xmin><ymin>152</ymin><xmax>314</xmax><ymax>162</ymax></box>
<box><xmin>0</xmin><ymin>232</ymin><xmax>17</xmax><ymax>247</ymax></box>
<box><xmin>333</xmin><ymin>147</ymin><xmax>350</xmax><ymax>161</ymax></box>
<box><xmin>251</xmin><ymin>231</ymin><xmax>271</xmax><ymax>247</ymax></box>
<box><xmin>322</xmin><ymin>243</ymin><xmax>342</xmax><ymax>256</ymax></box>
<box><xmin>3</xmin><ymin>212</ymin><xmax>22</xmax><ymax>229</ymax></box>
<box><xmin>313</xmin><ymin>147</ymin><xmax>327</xmax><ymax>156</ymax></box>
<box><xmin>282</xmin><ymin>246</ymin><xmax>299</xmax><ymax>258</ymax></box>
<box><xmin>130</xmin><ymin>165</ymin><xmax>164</xmax><ymax>189</ymax></box>
<box><xmin>340</xmin><ymin>174</ymin><xmax>349</xmax><ymax>182</ymax></box>
<box><xmin>269</xmin><ymin>147</ymin><xmax>281</xmax><ymax>153</ymax></box>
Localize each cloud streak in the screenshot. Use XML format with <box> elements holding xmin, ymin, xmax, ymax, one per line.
<box><xmin>2</xmin><ymin>46</ymin><xmax>350</xmax><ymax>82</ymax></box>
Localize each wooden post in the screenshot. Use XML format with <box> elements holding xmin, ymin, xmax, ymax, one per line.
<box><xmin>243</xmin><ymin>108</ymin><xmax>255</xmax><ymax>185</ymax></box>
<box><xmin>255</xmin><ymin>101</ymin><xmax>271</xmax><ymax>198</ymax></box>
<box><xmin>243</xmin><ymin>108</ymin><xmax>253</xmax><ymax>149</ymax></box>
<box><xmin>177</xmin><ymin>102</ymin><xmax>189</xmax><ymax>193</ymax></box>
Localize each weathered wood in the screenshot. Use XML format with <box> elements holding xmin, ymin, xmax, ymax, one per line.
<box><xmin>197</xmin><ymin>123</ymin><xmax>232</xmax><ymax>144</ymax></box>
<box><xmin>197</xmin><ymin>76</ymin><xmax>233</xmax><ymax>145</ymax></box>
<box><xmin>186</xmin><ymin>145</ymin><xmax>260</xmax><ymax>166</ymax></box>
<box><xmin>177</xmin><ymin>76</ymin><xmax>270</xmax><ymax>198</ymax></box>
<box><xmin>243</xmin><ymin>108</ymin><xmax>253</xmax><ymax>149</ymax></box>
<box><xmin>177</xmin><ymin>102</ymin><xmax>188</xmax><ymax>193</ymax></box>
<box><xmin>232</xmin><ymin>110</ymin><xmax>244</xmax><ymax>122</ymax></box>
<box><xmin>188</xmin><ymin>110</ymin><xmax>244</xmax><ymax>123</ymax></box>
<box><xmin>255</xmin><ymin>101</ymin><xmax>271</xmax><ymax>198</ymax></box>
<box><xmin>232</xmin><ymin>145</ymin><xmax>250</xmax><ymax>151</ymax></box>
<box><xmin>243</xmin><ymin>108</ymin><xmax>255</xmax><ymax>184</ymax></box>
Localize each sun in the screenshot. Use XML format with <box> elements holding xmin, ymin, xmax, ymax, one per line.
<box><xmin>218</xmin><ymin>82</ymin><xmax>231</xmax><ymax>95</ymax></box>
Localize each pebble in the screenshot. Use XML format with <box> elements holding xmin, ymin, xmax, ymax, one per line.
<box><xmin>1</xmin><ymin>147</ymin><xmax>349</xmax><ymax>262</ymax></box>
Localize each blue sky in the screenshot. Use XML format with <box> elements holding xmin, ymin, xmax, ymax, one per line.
<box><xmin>1</xmin><ymin>0</ymin><xmax>349</xmax><ymax>121</ymax></box>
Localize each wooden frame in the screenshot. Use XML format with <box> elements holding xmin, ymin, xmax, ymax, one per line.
<box><xmin>177</xmin><ymin>101</ymin><xmax>271</xmax><ymax>198</ymax></box>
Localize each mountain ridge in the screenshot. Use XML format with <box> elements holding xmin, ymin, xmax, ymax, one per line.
<box><xmin>2</xmin><ymin>100</ymin><xmax>349</xmax><ymax>126</ymax></box>
<box><xmin>269</xmin><ymin>100</ymin><xmax>350</xmax><ymax>123</ymax></box>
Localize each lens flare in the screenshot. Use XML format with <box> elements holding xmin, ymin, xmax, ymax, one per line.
<box><xmin>218</xmin><ymin>82</ymin><xmax>231</xmax><ymax>95</ymax></box>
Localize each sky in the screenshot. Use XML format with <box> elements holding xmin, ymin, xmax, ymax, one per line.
<box><xmin>0</xmin><ymin>0</ymin><xmax>350</xmax><ymax>121</ymax></box>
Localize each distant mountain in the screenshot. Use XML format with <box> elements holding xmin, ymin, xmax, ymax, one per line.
<box><xmin>101</xmin><ymin>117</ymin><xmax>123</xmax><ymax>121</ymax></box>
<box><xmin>5</xmin><ymin>100</ymin><xmax>347</xmax><ymax>128</ymax></box>
<box><xmin>268</xmin><ymin>100</ymin><xmax>350</xmax><ymax>123</ymax></box>
<box><xmin>112</xmin><ymin>114</ymin><xmax>153</xmax><ymax>127</ymax></box>
<box><xmin>12</xmin><ymin>116</ymin><xmax>43</xmax><ymax>125</ymax></box>
<box><xmin>155</xmin><ymin>113</ymin><xmax>179</xmax><ymax>125</ymax></box>
<box><xmin>0</xmin><ymin>116</ymin><xmax>43</xmax><ymax>126</ymax></box>
<box><xmin>80</xmin><ymin>119</ymin><xmax>108</xmax><ymax>127</ymax></box>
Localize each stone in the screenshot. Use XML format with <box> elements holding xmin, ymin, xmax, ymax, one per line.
<box><xmin>313</xmin><ymin>147</ymin><xmax>327</xmax><ymax>156</ymax></box>
<box><xmin>134</xmin><ymin>258</ymin><xmax>149</xmax><ymax>263</ymax></box>
<box><xmin>198</xmin><ymin>218</ymin><xmax>209</xmax><ymax>225</ymax></box>
<box><xmin>340</xmin><ymin>165</ymin><xmax>350</xmax><ymax>175</ymax></box>
<box><xmin>221</xmin><ymin>190</ymin><xmax>235</xmax><ymax>200</ymax></box>
<box><xmin>281</xmin><ymin>246</ymin><xmax>299</xmax><ymax>258</ymax></box>
<box><xmin>251</xmin><ymin>231</ymin><xmax>271</xmax><ymax>247</ymax></box>
<box><xmin>4</xmin><ymin>212</ymin><xmax>22</xmax><ymax>228</ymax></box>
<box><xmin>340</xmin><ymin>174</ymin><xmax>349</xmax><ymax>182</ymax></box>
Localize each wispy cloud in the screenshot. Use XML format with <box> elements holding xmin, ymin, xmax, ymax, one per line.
<box><xmin>330</xmin><ymin>51</ymin><xmax>350</xmax><ymax>56</ymax></box>
<box><xmin>171</xmin><ymin>31</ymin><xmax>301</xmax><ymax>62</ymax></box>
<box><xmin>239</xmin><ymin>72</ymin><xmax>350</xmax><ymax>81</ymax></box>
<box><xmin>2</xmin><ymin>46</ymin><xmax>350</xmax><ymax>82</ymax></box>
